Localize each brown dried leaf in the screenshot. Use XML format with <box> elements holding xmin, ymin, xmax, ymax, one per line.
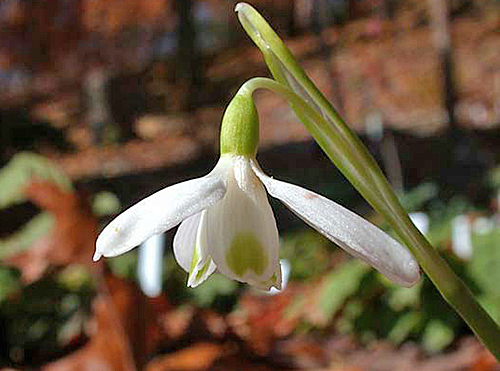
<box><xmin>145</xmin><ymin>343</ymin><xmax>224</xmax><ymax>371</ymax></box>
<box><xmin>3</xmin><ymin>180</ymin><xmax>99</xmax><ymax>282</ymax></box>
<box><xmin>43</xmin><ymin>294</ymin><xmax>136</xmax><ymax>371</ymax></box>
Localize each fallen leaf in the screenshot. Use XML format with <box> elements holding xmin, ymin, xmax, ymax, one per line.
<box><xmin>145</xmin><ymin>343</ymin><xmax>224</xmax><ymax>371</ymax></box>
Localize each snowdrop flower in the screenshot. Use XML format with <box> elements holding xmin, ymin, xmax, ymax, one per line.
<box><xmin>94</xmin><ymin>89</ymin><xmax>420</xmax><ymax>290</ymax></box>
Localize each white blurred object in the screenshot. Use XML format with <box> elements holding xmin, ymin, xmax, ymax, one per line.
<box><xmin>451</xmin><ymin>215</ymin><xmax>473</xmax><ymax>260</ymax></box>
<box><xmin>472</xmin><ymin>217</ymin><xmax>495</xmax><ymax>235</ymax></box>
<box><xmin>497</xmin><ymin>192</ymin><xmax>500</xmax><ymax>215</ymax></box>
<box><xmin>268</xmin><ymin>259</ymin><xmax>291</xmax><ymax>295</ymax></box>
<box><xmin>364</xmin><ymin>112</ymin><xmax>384</xmax><ymax>141</ymax></box>
<box><xmin>138</xmin><ymin>234</ymin><xmax>164</xmax><ymax>297</ymax></box>
<box><xmin>409</xmin><ymin>212</ymin><xmax>430</xmax><ymax>236</ymax></box>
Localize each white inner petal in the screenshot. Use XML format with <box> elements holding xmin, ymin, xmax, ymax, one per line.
<box><xmin>187</xmin><ymin>210</ymin><xmax>217</xmax><ymax>287</ymax></box>
<box><xmin>173</xmin><ymin>212</ymin><xmax>202</xmax><ymax>272</ymax></box>
<box><xmin>252</xmin><ymin>160</ymin><xmax>420</xmax><ymax>287</ymax></box>
<box><xmin>173</xmin><ymin>211</ymin><xmax>216</xmax><ymax>287</ymax></box>
<box><xmin>206</xmin><ymin>156</ymin><xmax>280</xmax><ymax>286</ymax></box>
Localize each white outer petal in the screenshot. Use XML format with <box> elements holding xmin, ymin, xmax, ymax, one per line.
<box><xmin>94</xmin><ymin>160</ymin><xmax>231</xmax><ymax>260</ymax></box>
<box><xmin>206</xmin><ymin>156</ymin><xmax>280</xmax><ymax>286</ymax></box>
<box><xmin>251</xmin><ymin>161</ymin><xmax>420</xmax><ymax>287</ymax></box>
<box><xmin>173</xmin><ymin>212</ymin><xmax>202</xmax><ymax>272</ymax></box>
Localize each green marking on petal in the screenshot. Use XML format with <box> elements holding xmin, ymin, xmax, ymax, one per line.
<box><xmin>258</xmin><ymin>272</ymin><xmax>278</xmax><ymax>288</ymax></box>
<box><xmin>189</xmin><ymin>244</ymin><xmax>200</xmax><ymax>276</ymax></box>
<box><xmin>226</xmin><ymin>232</ymin><xmax>268</xmax><ymax>277</ymax></box>
<box><xmin>188</xmin><ymin>244</ymin><xmax>212</xmax><ymax>286</ymax></box>
<box><xmin>195</xmin><ymin>260</ymin><xmax>211</xmax><ymax>281</ymax></box>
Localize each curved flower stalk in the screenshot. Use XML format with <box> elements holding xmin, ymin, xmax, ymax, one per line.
<box><xmin>94</xmin><ymin>89</ymin><xmax>420</xmax><ymax>290</ymax></box>
<box><xmin>235</xmin><ymin>2</ymin><xmax>500</xmax><ymax>359</ymax></box>
<box><xmin>235</xmin><ymin>2</ymin><xmax>396</xmax><ymax>223</ymax></box>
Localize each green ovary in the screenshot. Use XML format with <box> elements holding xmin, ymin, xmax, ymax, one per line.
<box><xmin>226</xmin><ymin>232</ymin><xmax>268</xmax><ymax>277</ymax></box>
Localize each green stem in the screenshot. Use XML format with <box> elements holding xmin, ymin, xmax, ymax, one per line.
<box><xmin>240</xmin><ymin>77</ymin><xmax>500</xmax><ymax>359</ymax></box>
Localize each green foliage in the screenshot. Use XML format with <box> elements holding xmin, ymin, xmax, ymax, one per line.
<box><xmin>0</xmin><ymin>266</ymin><xmax>21</xmax><ymax>302</ymax></box>
<box><xmin>190</xmin><ymin>274</ymin><xmax>240</xmax><ymax>312</ymax></box>
<box><xmin>280</xmin><ymin>229</ymin><xmax>333</xmax><ymax>281</ymax></box>
<box><xmin>0</xmin><ymin>152</ymin><xmax>72</xmax><ymax>258</ymax></box>
<box><xmin>0</xmin><ymin>213</ymin><xmax>54</xmax><ymax>259</ymax></box>
<box><xmin>468</xmin><ymin>228</ymin><xmax>500</xmax><ymax>324</ymax></box>
<box><xmin>398</xmin><ymin>182</ymin><xmax>438</xmax><ymax>212</ymax></box>
<box><xmin>425</xmin><ymin>196</ymin><xmax>474</xmax><ymax>247</ymax></box>
<box><xmin>57</xmin><ymin>265</ymin><xmax>95</xmax><ymax>292</ymax></box>
<box><xmin>106</xmin><ymin>249</ymin><xmax>139</xmax><ymax>280</ymax></box>
<box><xmin>91</xmin><ymin>191</ymin><xmax>121</xmax><ymax>217</ymax></box>
<box><xmin>487</xmin><ymin>164</ymin><xmax>500</xmax><ymax>190</ymax></box>
<box><xmin>386</xmin><ymin>280</ymin><xmax>422</xmax><ymax>311</ymax></box>
<box><xmin>0</xmin><ymin>152</ymin><xmax>72</xmax><ymax>209</ymax></box>
<box><xmin>387</xmin><ymin>311</ymin><xmax>421</xmax><ymax>344</ymax></box>
<box><xmin>318</xmin><ymin>260</ymin><xmax>369</xmax><ymax>322</ymax></box>
<box><xmin>422</xmin><ymin>320</ymin><xmax>456</xmax><ymax>353</ymax></box>
<box><xmin>0</xmin><ymin>266</ymin><xmax>95</xmax><ymax>366</ymax></box>
<box><xmin>468</xmin><ymin>229</ymin><xmax>500</xmax><ymax>299</ymax></box>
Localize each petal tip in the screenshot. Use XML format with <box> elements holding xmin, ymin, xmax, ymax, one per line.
<box><xmin>390</xmin><ymin>257</ymin><xmax>421</xmax><ymax>287</ymax></box>
<box><xmin>93</xmin><ymin>251</ymin><xmax>102</xmax><ymax>262</ymax></box>
<box><xmin>234</xmin><ymin>2</ymin><xmax>248</xmax><ymax>13</ymax></box>
<box><xmin>403</xmin><ymin>259</ymin><xmax>421</xmax><ymax>287</ymax></box>
<box><xmin>187</xmin><ymin>273</ymin><xmax>209</xmax><ymax>288</ymax></box>
<box><xmin>270</xmin><ymin>282</ymin><xmax>282</xmax><ymax>292</ymax></box>
<box><xmin>187</xmin><ymin>276</ymin><xmax>198</xmax><ymax>288</ymax></box>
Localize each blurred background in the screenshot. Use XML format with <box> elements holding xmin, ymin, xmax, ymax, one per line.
<box><xmin>1</xmin><ymin>0</ymin><xmax>500</xmax><ymax>370</ymax></box>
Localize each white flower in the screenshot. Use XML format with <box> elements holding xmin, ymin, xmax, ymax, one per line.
<box><xmin>94</xmin><ymin>154</ymin><xmax>420</xmax><ymax>290</ymax></box>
